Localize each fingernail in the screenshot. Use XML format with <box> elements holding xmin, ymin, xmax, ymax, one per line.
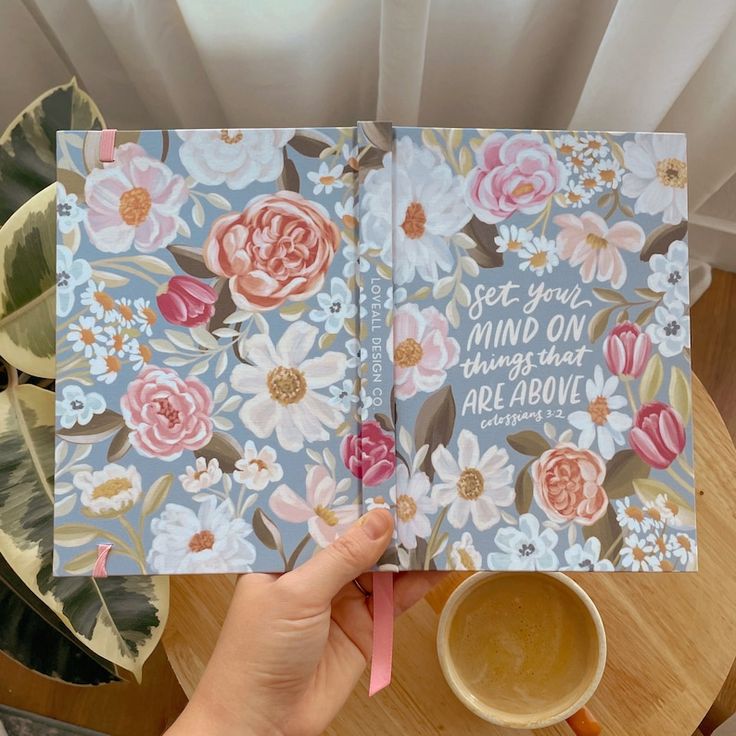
<box><xmin>359</xmin><ymin>510</ymin><xmax>390</xmax><ymax>540</ymax></box>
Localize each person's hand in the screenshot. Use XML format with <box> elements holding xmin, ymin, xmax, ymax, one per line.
<box><xmin>167</xmin><ymin>508</ymin><xmax>442</xmax><ymax>736</ymax></box>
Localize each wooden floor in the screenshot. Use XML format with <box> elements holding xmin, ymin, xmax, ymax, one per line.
<box><xmin>1</xmin><ymin>270</ymin><xmax>735</xmax><ymax>736</ymax></box>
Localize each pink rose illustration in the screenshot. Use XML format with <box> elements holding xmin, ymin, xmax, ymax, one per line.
<box><xmin>629</xmin><ymin>402</ymin><xmax>686</xmax><ymax>470</ymax></box>
<box><xmin>203</xmin><ymin>191</ymin><xmax>339</xmax><ymax>311</ymax></box>
<box><xmin>554</xmin><ymin>212</ymin><xmax>645</xmax><ymax>289</ymax></box>
<box><xmin>84</xmin><ymin>143</ymin><xmax>188</xmax><ymax>253</ymax></box>
<box><xmin>466</xmin><ymin>132</ymin><xmax>567</xmax><ymax>224</ymax></box>
<box><xmin>389</xmin><ymin>304</ymin><xmax>460</xmax><ymax>400</ymax></box>
<box><xmin>157</xmin><ymin>275</ymin><xmax>217</xmax><ymax>328</ymax></box>
<box><xmin>269</xmin><ymin>464</ymin><xmax>359</xmax><ymax>547</ymax></box>
<box><xmin>341</xmin><ymin>420</ymin><xmax>395</xmax><ymax>487</ymax></box>
<box><xmin>532</xmin><ymin>443</ymin><xmax>608</xmax><ymax>526</ymax></box>
<box><xmin>121</xmin><ymin>365</ymin><xmax>213</xmax><ymax>460</ymax></box>
<box><xmin>603</xmin><ymin>321</ymin><xmax>651</xmax><ymax>378</ymax></box>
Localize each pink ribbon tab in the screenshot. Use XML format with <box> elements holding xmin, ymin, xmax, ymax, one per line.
<box><xmin>92</xmin><ymin>543</ymin><xmax>113</xmax><ymax>578</ymax></box>
<box><xmin>99</xmin><ymin>129</ymin><xmax>117</xmax><ymax>163</ymax></box>
<box><xmin>368</xmin><ymin>571</ymin><xmax>394</xmax><ymax>696</ymax></box>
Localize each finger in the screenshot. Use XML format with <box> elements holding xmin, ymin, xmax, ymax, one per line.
<box><xmin>284</xmin><ymin>509</ymin><xmax>394</xmax><ymax>607</ymax></box>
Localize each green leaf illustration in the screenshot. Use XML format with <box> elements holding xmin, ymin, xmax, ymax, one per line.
<box><xmin>506</xmin><ymin>430</ymin><xmax>550</xmax><ymax>457</ymax></box>
<box><xmin>603</xmin><ymin>450</ymin><xmax>650</xmax><ymax>499</ymax></box>
<box><xmin>639</xmin><ymin>353</ymin><xmax>664</xmax><ymax>403</ymax></box>
<box><xmin>414</xmin><ymin>386</ymin><xmax>456</xmax><ymax>481</ymax></box>
<box><xmin>668</xmin><ymin>365</ymin><xmax>691</xmax><ymax>423</ymax></box>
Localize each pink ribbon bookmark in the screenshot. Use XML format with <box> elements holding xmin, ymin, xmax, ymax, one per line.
<box><xmin>99</xmin><ymin>129</ymin><xmax>117</xmax><ymax>163</ymax></box>
<box><xmin>369</xmin><ymin>571</ymin><xmax>394</xmax><ymax>696</ymax></box>
<box><xmin>92</xmin><ymin>543</ymin><xmax>113</xmax><ymax>577</ymax></box>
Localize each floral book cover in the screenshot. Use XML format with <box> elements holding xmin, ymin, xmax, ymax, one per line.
<box><xmin>54</xmin><ymin>124</ymin><xmax>696</xmax><ymax>577</ymax></box>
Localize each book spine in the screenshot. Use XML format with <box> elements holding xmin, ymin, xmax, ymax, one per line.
<box><xmin>356</xmin><ymin>122</ymin><xmax>397</xmax><ymax>562</ymax></box>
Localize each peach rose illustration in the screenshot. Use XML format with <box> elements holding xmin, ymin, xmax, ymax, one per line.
<box><xmin>203</xmin><ymin>191</ymin><xmax>340</xmax><ymax>311</ymax></box>
<box><xmin>531</xmin><ymin>443</ymin><xmax>608</xmax><ymax>526</ymax></box>
<box><xmin>121</xmin><ymin>365</ymin><xmax>213</xmax><ymax>461</ymax></box>
<box><xmin>466</xmin><ymin>132</ymin><xmax>567</xmax><ymax>224</ymax></box>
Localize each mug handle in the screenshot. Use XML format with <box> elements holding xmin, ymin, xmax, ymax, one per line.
<box><xmin>566</xmin><ymin>707</ymin><xmax>601</xmax><ymax>735</ymax></box>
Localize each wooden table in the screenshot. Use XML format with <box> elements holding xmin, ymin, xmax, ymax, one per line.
<box><xmin>163</xmin><ymin>377</ymin><xmax>736</xmax><ymax>735</ymax></box>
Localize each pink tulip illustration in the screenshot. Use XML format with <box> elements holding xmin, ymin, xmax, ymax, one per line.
<box><xmin>629</xmin><ymin>402</ymin><xmax>686</xmax><ymax>469</ymax></box>
<box><xmin>156</xmin><ymin>275</ymin><xmax>217</xmax><ymax>327</ymax></box>
<box><xmin>603</xmin><ymin>321</ymin><xmax>652</xmax><ymax>378</ymax></box>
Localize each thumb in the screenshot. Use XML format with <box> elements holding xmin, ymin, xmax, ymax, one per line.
<box><xmin>285</xmin><ymin>509</ymin><xmax>394</xmax><ymax>606</ymax></box>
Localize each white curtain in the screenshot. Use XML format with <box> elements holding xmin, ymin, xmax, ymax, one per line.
<box><xmin>4</xmin><ymin>0</ymin><xmax>736</xmax><ymax>279</ymax></box>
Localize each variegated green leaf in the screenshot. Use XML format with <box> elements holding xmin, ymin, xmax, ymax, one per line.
<box><xmin>0</xmin><ymin>78</ymin><xmax>105</xmax><ymax>226</ymax></box>
<box><xmin>0</xmin><ymin>553</ymin><xmax>118</xmax><ymax>684</ymax></box>
<box><xmin>0</xmin><ymin>184</ymin><xmax>56</xmax><ymax>377</ymax></box>
<box><xmin>0</xmin><ymin>383</ymin><xmax>168</xmax><ymax>678</ymax></box>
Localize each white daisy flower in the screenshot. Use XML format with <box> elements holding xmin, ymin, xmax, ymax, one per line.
<box><xmin>560</xmin><ymin>181</ymin><xmax>591</xmax><ymax>208</ymax></box>
<box><xmin>329</xmin><ymin>379</ymin><xmax>358</xmax><ymax>413</ymax></box>
<box><xmin>180</xmin><ymin>457</ymin><xmax>223</xmax><ymax>494</ymax></box>
<box><xmin>568</xmin><ymin>365</ymin><xmax>632</xmax><ymax>460</ymax></box>
<box><xmin>307</xmin><ymin>161</ymin><xmax>344</xmax><ymax>194</ymax></box>
<box><xmin>148</xmin><ymin>497</ymin><xmax>256</xmax><ymax>573</ymax></box>
<box><xmin>621</xmin><ymin>133</ymin><xmax>687</xmax><ymax>224</ymax></box>
<box><xmin>671</xmin><ymin>533</ymin><xmax>697</xmax><ymax>569</ymax></box>
<box><xmin>233</xmin><ymin>441</ymin><xmax>283</xmax><ymax>491</ymax></box>
<box><xmin>518</xmin><ymin>236</ymin><xmax>559</xmax><ymax>276</ymax></box>
<box><xmin>647</xmin><ymin>240</ymin><xmax>689</xmax><ymax>308</ymax></box>
<box><xmin>620</xmin><ymin>533</ymin><xmax>658</xmax><ymax>571</ymax></box>
<box><xmin>646</xmin><ymin>302</ymin><xmax>690</xmax><ymax>357</ymax></box>
<box><xmin>647</xmin><ymin>530</ymin><xmax>676</xmax><ymax>561</ymax></box>
<box><xmin>580</xmin><ymin>134</ymin><xmax>609</xmax><ymax>160</ymax></box>
<box><xmin>89</xmin><ymin>345</ymin><xmax>123</xmax><ymax>384</ymax></box>
<box><xmin>579</xmin><ymin>169</ymin><xmax>603</xmax><ymax>194</ymax></box>
<box><xmin>614</xmin><ymin>497</ymin><xmax>652</xmax><ymax>534</ymax></box>
<box><xmin>494</xmin><ymin>224</ymin><xmax>533</xmax><ymax>255</ymax></box>
<box><xmin>431</xmin><ymin>429</ymin><xmax>515</xmax><ymax>531</ymax></box>
<box><xmin>335</xmin><ymin>196</ymin><xmax>357</xmax><ymax>230</ymax></box>
<box><xmin>563</xmin><ymin>537</ymin><xmax>615</xmax><ymax>572</ymax></box>
<box><xmin>342</xmin><ymin>143</ymin><xmax>360</xmax><ymax>169</ymax></box>
<box><xmin>488</xmin><ymin>513</ymin><xmax>559</xmax><ymax>571</ymax></box>
<box><xmin>80</xmin><ymin>280</ymin><xmax>119</xmax><ymax>323</ymax></box>
<box><xmin>565</xmin><ymin>150</ymin><xmax>588</xmax><ymax>175</ymax></box>
<box><xmin>67</xmin><ymin>315</ymin><xmax>103</xmax><ymax>357</ymax></box>
<box><xmin>391</xmin><ymin>465</ymin><xmax>437</xmax><ymax>550</ymax></box>
<box><xmin>593</xmin><ymin>158</ymin><xmax>623</xmax><ymax>189</ymax></box>
<box><xmin>133</xmin><ymin>297</ymin><xmax>158</xmax><ymax>336</ymax></box>
<box><xmin>115</xmin><ymin>297</ymin><xmax>137</xmax><ymax>328</ymax></box>
<box><xmin>103</xmin><ymin>325</ymin><xmax>130</xmax><ymax>357</ymax></box>
<box><xmin>125</xmin><ymin>339</ymin><xmax>153</xmax><ymax>371</ymax></box>
<box><xmin>447</xmin><ymin>531</ymin><xmax>482</xmax><ymax>571</ymax></box>
<box><xmin>554</xmin><ymin>134</ymin><xmax>582</xmax><ymax>158</ymax></box>
<box><xmin>74</xmin><ymin>463</ymin><xmax>142</xmax><ymax>518</ymax></box>
<box><xmin>361</xmin><ymin>137</ymin><xmax>471</xmax><ymax>285</ymax></box>
<box><xmin>308</xmin><ymin>277</ymin><xmax>357</xmax><ymax>334</ymax></box>
<box><xmin>231</xmin><ymin>321</ymin><xmax>347</xmax><ymax>452</ymax></box>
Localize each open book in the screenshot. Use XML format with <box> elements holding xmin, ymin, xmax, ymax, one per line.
<box><xmin>54</xmin><ymin>124</ymin><xmax>695</xmax><ymax>576</ymax></box>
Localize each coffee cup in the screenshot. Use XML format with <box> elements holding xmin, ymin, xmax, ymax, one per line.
<box><xmin>437</xmin><ymin>571</ymin><xmax>606</xmax><ymax>734</ymax></box>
